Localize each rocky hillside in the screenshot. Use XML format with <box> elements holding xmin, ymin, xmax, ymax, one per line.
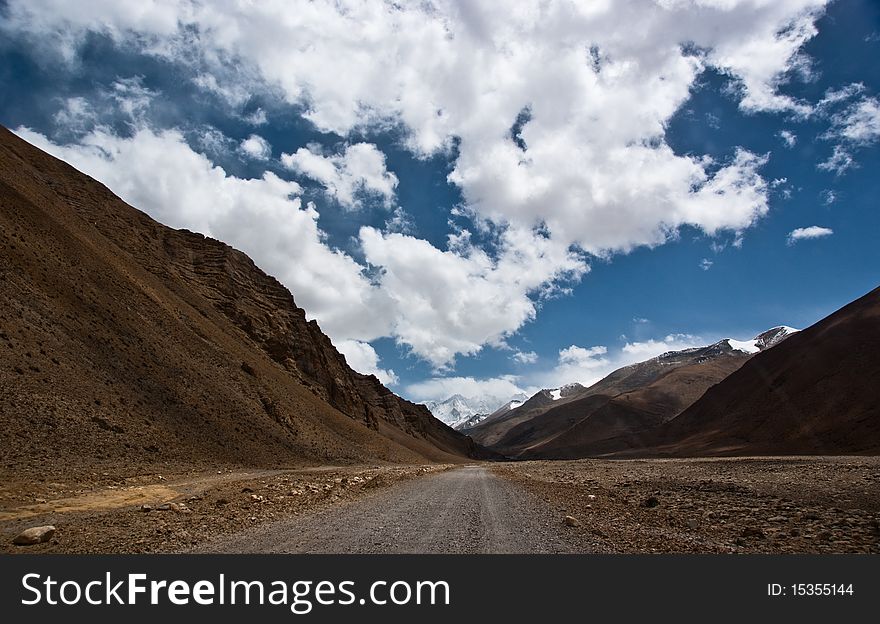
<box><xmin>0</xmin><ymin>126</ymin><xmax>482</xmax><ymax>482</ymax></box>
<box><xmin>636</xmin><ymin>286</ymin><xmax>880</xmax><ymax>456</ymax></box>
<box><xmin>470</xmin><ymin>331</ymin><xmax>795</xmax><ymax>459</ymax></box>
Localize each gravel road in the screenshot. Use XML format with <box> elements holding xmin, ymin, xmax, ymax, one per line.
<box><xmin>197</xmin><ymin>465</ymin><xmax>588</xmax><ymax>553</ymax></box>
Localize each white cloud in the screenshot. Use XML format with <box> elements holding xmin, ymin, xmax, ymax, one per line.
<box><xmin>538</xmin><ymin>334</ymin><xmax>707</xmax><ymax>388</ymax></box>
<box><xmin>239</xmin><ymin>134</ymin><xmax>272</xmax><ymax>160</ymax></box>
<box><xmin>820</xmin><ymin>189</ymin><xmax>836</xmax><ymax>205</ymax></box>
<box><xmin>335</xmin><ymin>340</ymin><xmax>398</xmax><ymax>386</ymax></box>
<box><xmin>14</xmin><ymin>126</ymin><xmax>394</xmax><ymax>347</ymax></box>
<box><xmin>243</xmin><ymin>108</ymin><xmax>268</xmax><ymax>126</ymax></box>
<box><xmin>621</xmin><ymin>334</ymin><xmax>704</xmax><ymax>361</ymax></box>
<box><xmin>778</xmin><ymin>129</ymin><xmax>797</xmax><ymax>147</ymax></box>
<box><xmin>817</xmin><ymin>145</ymin><xmax>856</xmax><ymax>175</ymax></box>
<box><xmin>281</xmin><ymin>143</ymin><xmax>398</xmax><ymax>210</ymax></box>
<box><xmin>2</xmin><ymin>0</ymin><xmax>836</xmax><ymax>369</ymax></box>
<box><xmin>359</xmin><ymin>226</ymin><xmax>586</xmax><ymax>369</ymax></box>
<box><xmin>787</xmin><ymin>225</ymin><xmax>833</xmax><ymax>244</ymax></box>
<box><xmin>511</xmin><ymin>350</ymin><xmax>538</xmax><ymax>364</ymax></box>
<box><xmin>699</xmin><ymin>258</ymin><xmax>714</xmax><ymax>270</ymax></box>
<box><xmin>2</xmin><ymin>1</ymin><xmax>826</xmax><ymax>250</ymax></box>
<box><xmin>409</xmin><ymin>333</ymin><xmax>710</xmax><ymax>401</ymax></box>
<box><xmin>818</xmin><ymin>95</ymin><xmax>880</xmax><ymax>174</ymax></box>
<box><xmin>828</xmin><ymin>97</ymin><xmax>880</xmax><ymax>145</ymax></box>
<box><xmin>405</xmin><ymin>375</ymin><xmax>526</xmax><ymax>404</ymax></box>
<box><xmin>816</xmin><ymin>83</ymin><xmax>865</xmax><ymax>111</ymax></box>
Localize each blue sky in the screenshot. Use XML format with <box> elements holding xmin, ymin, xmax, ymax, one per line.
<box><xmin>1</xmin><ymin>0</ymin><xmax>878</xmax><ymax>405</ymax></box>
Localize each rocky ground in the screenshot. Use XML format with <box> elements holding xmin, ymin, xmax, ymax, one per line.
<box><xmin>4</xmin><ymin>456</ymin><xmax>878</xmax><ymax>554</ymax></box>
<box><xmin>494</xmin><ymin>456</ymin><xmax>880</xmax><ymax>553</ymax></box>
<box><xmin>1</xmin><ymin>464</ymin><xmax>452</xmax><ymax>553</ymax></box>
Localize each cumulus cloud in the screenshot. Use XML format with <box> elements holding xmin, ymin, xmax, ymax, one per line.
<box><xmin>1</xmin><ymin>1</ymin><xmax>825</xmax><ymax>249</ymax></box>
<box><xmin>621</xmin><ymin>334</ymin><xmax>704</xmax><ymax>361</ymax></box>
<box><xmin>405</xmin><ymin>375</ymin><xmax>526</xmax><ymax>405</ymax></box>
<box><xmin>335</xmin><ymin>340</ymin><xmax>398</xmax><ymax>386</ymax></box>
<box><xmin>2</xmin><ymin>0</ymin><xmax>836</xmax><ymax>369</ymax></box>
<box><xmin>281</xmin><ymin>143</ymin><xmax>398</xmax><ymax>210</ymax></box>
<box><xmin>14</xmin><ymin>126</ymin><xmax>394</xmax><ymax>346</ymax></box>
<box><xmin>359</xmin><ymin>226</ymin><xmax>586</xmax><ymax>369</ymax></box>
<box><xmin>699</xmin><ymin>258</ymin><xmax>714</xmax><ymax>270</ymax></box>
<box><xmin>238</xmin><ymin>134</ymin><xmax>272</xmax><ymax>160</ymax></box>
<box><xmin>787</xmin><ymin>225</ymin><xmax>833</xmax><ymax>244</ymax></box>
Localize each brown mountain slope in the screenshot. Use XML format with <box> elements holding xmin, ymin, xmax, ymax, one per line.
<box><xmin>631</xmin><ymin>285</ymin><xmax>880</xmax><ymax>456</ymax></box>
<box><xmin>470</xmin><ymin>340</ymin><xmax>756</xmax><ymax>457</ymax></box>
<box><xmin>519</xmin><ymin>357</ymin><xmax>748</xmax><ymax>459</ymax></box>
<box><xmin>0</xmin><ymin>126</ymin><xmax>481</xmax><ymax>482</ymax></box>
<box><xmin>464</xmin><ymin>386</ymin><xmax>582</xmax><ymax>448</ymax></box>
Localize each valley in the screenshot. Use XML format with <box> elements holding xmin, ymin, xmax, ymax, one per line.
<box><xmin>1</xmin><ymin>125</ymin><xmax>878</xmax><ymax>555</ymax></box>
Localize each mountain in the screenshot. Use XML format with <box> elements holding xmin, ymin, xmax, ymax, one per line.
<box><xmin>425</xmin><ymin>393</ymin><xmax>526</xmax><ymax>429</ymax></box>
<box><xmin>630</xmin><ymin>287</ymin><xmax>880</xmax><ymax>456</ymax></box>
<box><xmin>460</xmin><ymin>384</ymin><xmax>585</xmax><ymax>444</ymax></box>
<box><xmin>0</xmin><ymin>125</ymin><xmax>484</xmax><ymax>483</ymax></box>
<box><xmin>469</xmin><ymin>330</ymin><xmax>796</xmax><ymax>458</ymax></box>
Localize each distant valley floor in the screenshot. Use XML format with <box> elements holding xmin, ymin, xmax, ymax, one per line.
<box><xmin>2</xmin><ymin>457</ymin><xmax>878</xmax><ymax>554</ymax></box>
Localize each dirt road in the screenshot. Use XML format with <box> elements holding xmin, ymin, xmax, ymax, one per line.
<box><xmin>197</xmin><ymin>465</ymin><xmax>590</xmax><ymax>554</ymax></box>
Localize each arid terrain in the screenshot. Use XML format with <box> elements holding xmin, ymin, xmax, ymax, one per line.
<box><xmin>3</xmin><ymin>457</ymin><xmax>878</xmax><ymax>554</ymax></box>
<box><xmin>2</xmin><ymin>126</ymin><xmax>878</xmax><ymax>556</ymax></box>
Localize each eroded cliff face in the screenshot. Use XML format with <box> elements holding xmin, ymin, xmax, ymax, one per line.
<box><xmin>155</xmin><ymin>228</ymin><xmax>478</xmax><ymax>453</ymax></box>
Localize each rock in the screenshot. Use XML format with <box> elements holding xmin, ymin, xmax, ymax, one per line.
<box><xmin>13</xmin><ymin>525</ymin><xmax>56</xmax><ymax>545</ymax></box>
<box><xmin>241</xmin><ymin>487</ymin><xmax>254</xmax><ymax>493</ymax></box>
<box><xmin>686</xmin><ymin>519</ymin><xmax>700</xmax><ymax>530</ymax></box>
<box><xmin>155</xmin><ymin>503</ymin><xmax>172</xmax><ymax>511</ymax></box>
<box><xmin>563</xmin><ymin>515</ymin><xmax>580</xmax><ymax>527</ymax></box>
<box><xmin>768</xmin><ymin>515</ymin><xmax>787</xmax><ymax>522</ymax></box>
<box><xmin>740</xmin><ymin>527</ymin><xmax>765</xmax><ymax>539</ymax></box>
<box><xmin>642</xmin><ymin>496</ymin><xmax>660</xmax><ymax>508</ymax></box>
<box><xmin>789</xmin><ymin>527</ymin><xmax>802</xmax><ymax>537</ymax></box>
<box><xmin>588</xmin><ymin>494</ymin><xmax>597</xmax><ymax>500</ymax></box>
<box><xmin>215</xmin><ymin>498</ymin><xmax>230</xmax><ymax>506</ymax></box>
<box><xmin>140</xmin><ymin>504</ymin><xmax>152</xmax><ymax>512</ymax></box>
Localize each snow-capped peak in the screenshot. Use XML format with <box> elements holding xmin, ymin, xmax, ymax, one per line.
<box><xmin>726</xmin><ymin>326</ymin><xmax>799</xmax><ymax>354</ymax></box>
<box><xmin>425</xmin><ymin>393</ymin><xmax>527</xmax><ymax>428</ymax></box>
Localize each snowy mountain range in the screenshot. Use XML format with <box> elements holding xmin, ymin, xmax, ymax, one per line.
<box><xmin>424</xmin><ymin>393</ymin><xmax>528</xmax><ymax>428</ymax></box>
<box><xmin>426</xmin><ymin>327</ymin><xmax>798</xmax><ymax>432</ymax></box>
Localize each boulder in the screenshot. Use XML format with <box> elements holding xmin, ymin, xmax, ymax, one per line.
<box><xmin>13</xmin><ymin>525</ymin><xmax>56</xmax><ymax>545</ymax></box>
